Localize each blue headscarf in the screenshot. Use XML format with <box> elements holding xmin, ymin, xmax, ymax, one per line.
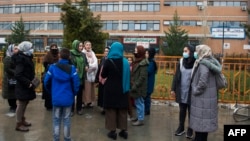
<box><xmin>108</xmin><ymin>42</ymin><xmax>130</xmax><ymax>94</ymax></box>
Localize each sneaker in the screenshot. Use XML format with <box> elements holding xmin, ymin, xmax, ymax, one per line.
<box><xmin>186</xmin><ymin>128</ymin><xmax>193</xmax><ymax>139</ymax></box>
<box><xmin>77</xmin><ymin>110</ymin><xmax>83</xmax><ymax>115</ymax></box>
<box><xmin>175</xmin><ymin>126</ymin><xmax>185</xmax><ymax>136</ymax></box>
<box><xmin>132</xmin><ymin>120</ymin><xmax>144</xmax><ymax>126</ymax></box>
<box><xmin>130</xmin><ymin>117</ymin><xmax>138</xmax><ymax>122</ymax></box>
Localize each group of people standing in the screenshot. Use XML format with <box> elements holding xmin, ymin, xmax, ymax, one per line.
<box><xmin>2</xmin><ymin>40</ymin><xmax>220</xmax><ymax>141</ymax></box>
<box><xmin>171</xmin><ymin>44</ymin><xmax>221</xmax><ymax>141</ymax></box>
<box><xmin>2</xmin><ymin>41</ymin><xmax>37</xmax><ymax>132</ymax></box>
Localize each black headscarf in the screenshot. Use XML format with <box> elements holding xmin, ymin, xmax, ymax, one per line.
<box><xmin>183</xmin><ymin>44</ymin><xmax>196</xmax><ymax>69</ymax></box>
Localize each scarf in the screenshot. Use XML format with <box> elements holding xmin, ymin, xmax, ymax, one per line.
<box><xmin>108</xmin><ymin>42</ymin><xmax>130</xmax><ymax>94</ymax></box>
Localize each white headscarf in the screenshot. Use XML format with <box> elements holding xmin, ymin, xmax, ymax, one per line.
<box><xmin>191</xmin><ymin>44</ymin><xmax>212</xmax><ymax>77</ymax></box>
<box><xmin>6</xmin><ymin>44</ymin><xmax>14</xmax><ymax>57</ymax></box>
<box><xmin>18</xmin><ymin>41</ymin><xmax>33</xmax><ymax>56</ymax></box>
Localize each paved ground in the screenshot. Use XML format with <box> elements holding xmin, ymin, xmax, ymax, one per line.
<box><xmin>0</xmin><ymin>93</ymin><xmax>249</xmax><ymax>141</ymax></box>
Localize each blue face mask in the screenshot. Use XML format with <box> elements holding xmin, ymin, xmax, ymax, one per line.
<box><xmin>194</xmin><ymin>52</ymin><xmax>198</xmax><ymax>59</ymax></box>
<box><xmin>183</xmin><ymin>52</ymin><xmax>189</xmax><ymax>58</ymax></box>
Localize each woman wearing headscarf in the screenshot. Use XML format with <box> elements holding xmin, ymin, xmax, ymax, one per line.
<box><xmin>70</xmin><ymin>40</ymin><xmax>88</xmax><ymax>116</ymax></box>
<box><xmin>101</xmin><ymin>42</ymin><xmax>130</xmax><ymax>140</ymax></box>
<box><xmin>95</xmin><ymin>46</ymin><xmax>110</xmax><ymax>114</ymax></box>
<box><xmin>42</xmin><ymin>43</ymin><xmax>59</xmax><ymax>110</ymax></box>
<box><xmin>171</xmin><ymin>44</ymin><xmax>196</xmax><ymax>138</ymax></box>
<box><xmin>130</xmin><ymin>45</ymin><xmax>149</xmax><ymax>126</ymax></box>
<box><xmin>14</xmin><ymin>41</ymin><xmax>36</xmax><ymax>132</ymax></box>
<box><xmin>190</xmin><ymin>44</ymin><xmax>221</xmax><ymax>141</ymax></box>
<box><xmin>2</xmin><ymin>44</ymin><xmax>18</xmax><ymax>115</ymax></box>
<box><xmin>144</xmin><ymin>47</ymin><xmax>158</xmax><ymax>116</ymax></box>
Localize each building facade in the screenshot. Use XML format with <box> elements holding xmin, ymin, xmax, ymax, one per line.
<box><xmin>0</xmin><ymin>0</ymin><xmax>249</xmax><ymax>55</ymax></box>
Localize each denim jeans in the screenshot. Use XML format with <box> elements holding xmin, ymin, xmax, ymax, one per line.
<box><xmin>134</xmin><ymin>97</ymin><xmax>145</xmax><ymax>120</ymax></box>
<box><xmin>53</xmin><ymin>106</ymin><xmax>72</xmax><ymax>141</ymax></box>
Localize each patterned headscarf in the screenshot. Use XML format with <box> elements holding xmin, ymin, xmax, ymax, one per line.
<box><xmin>191</xmin><ymin>44</ymin><xmax>212</xmax><ymax>77</ymax></box>
<box><xmin>18</xmin><ymin>41</ymin><xmax>33</xmax><ymax>56</ymax></box>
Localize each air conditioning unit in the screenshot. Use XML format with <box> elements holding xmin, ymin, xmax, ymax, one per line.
<box><xmin>197</xmin><ymin>21</ymin><xmax>202</xmax><ymax>26</ymax></box>
<box><xmin>241</xmin><ymin>6</ymin><xmax>247</xmax><ymax>11</ymax></box>
<box><xmin>198</xmin><ymin>5</ymin><xmax>204</xmax><ymax>10</ymax></box>
<box><xmin>163</xmin><ymin>21</ymin><xmax>170</xmax><ymax>25</ymax></box>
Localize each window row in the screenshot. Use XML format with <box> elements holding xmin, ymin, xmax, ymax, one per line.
<box><xmin>0</xmin><ymin>20</ymin><xmax>245</xmax><ymax>31</ymax></box>
<box><xmin>164</xmin><ymin>1</ymin><xmax>247</xmax><ymax>6</ymax></box>
<box><xmin>102</xmin><ymin>21</ymin><xmax>160</xmax><ymax>31</ymax></box>
<box><xmin>15</xmin><ymin>4</ymin><xmax>45</xmax><ymax>13</ymax></box>
<box><xmin>164</xmin><ymin>20</ymin><xmax>246</xmax><ymax>27</ymax></box>
<box><xmin>207</xmin><ymin>1</ymin><xmax>247</xmax><ymax>6</ymax></box>
<box><xmin>89</xmin><ymin>1</ymin><xmax>160</xmax><ymax>12</ymax></box>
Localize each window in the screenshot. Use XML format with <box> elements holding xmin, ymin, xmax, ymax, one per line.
<box><xmin>128</xmin><ymin>21</ymin><xmax>135</xmax><ymax>30</ymax></box>
<box><xmin>123</xmin><ymin>4</ymin><xmax>129</xmax><ymax>11</ymax></box>
<box><xmin>129</xmin><ymin>4</ymin><xmax>135</xmax><ymax>12</ymax></box>
<box><xmin>0</xmin><ymin>5</ymin><xmax>12</xmax><ymax>14</ymax></box>
<box><xmin>122</xmin><ymin>23</ymin><xmax>128</xmax><ymax>30</ymax></box>
<box><xmin>0</xmin><ymin>22</ymin><xmax>12</xmax><ymax>30</ymax></box>
<box><xmin>31</xmin><ymin>38</ymin><xmax>44</xmax><ymax>52</ymax></box>
<box><xmin>153</xmin><ymin>23</ymin><xmax>160</xmax><ymax>30</ymax></box>
<box><xmin>48</xmin><ymin>3</ymin><xmax>61</xmax><ymax>13</ymax></box>
<box><xmin>141</xmin><ymin>23</ymin><xmax>147</xmax><ymax>30</ymax></box>
<box><xmin>135</xmin><ymin>24</ymin><xmax>140</xmax><ymax>30</ymax></box>
<box><xmin>47</xmin><ymin>38</ymin><xmax>63</xmax><ymax>47</ymax></box>
<box><xmin>48</xmin><ymin>21</ymin><xmax>63</xmax><ymax>30</ymax></box>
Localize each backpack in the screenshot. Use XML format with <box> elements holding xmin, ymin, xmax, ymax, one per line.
<box><xmin>215</xmin><ymin>72</ymin><xmax>227</xmax><ymax>89</ymax></box>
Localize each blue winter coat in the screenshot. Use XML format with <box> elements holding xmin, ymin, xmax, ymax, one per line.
<box><xmin>44</xmin><ymin>59</ymin><xmax>80</xmax><ymax>107</ymax></box>
<box><xmin>147</xmin><ymin>58</ymin><xmax>157</xmax><ymax>94</ymax></box>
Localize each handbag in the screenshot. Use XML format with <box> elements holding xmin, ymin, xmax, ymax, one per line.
<box><xmin>8</xmin><ymin>78</ymin><xmax>17</xmax><ymax>88</ymax></box>
<box><xmin>31</xmin><ymin>77</ymin><xmax>41</xmax><ymax>89</ymax></box>
<box><xmin>216</xmin><ymin>73</ymin><xmax>227</xmax><ymax>89</ymax></box>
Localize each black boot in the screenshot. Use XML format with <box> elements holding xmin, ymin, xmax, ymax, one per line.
<box><xmin>119</xmin><ymin>130</ymin><xmax>128</xmax><ymax>139</ymax></box>
<box><xmin>107</xmin><ymin>130</ymin><xmax>117</xmax><ymax>140</ymax></box>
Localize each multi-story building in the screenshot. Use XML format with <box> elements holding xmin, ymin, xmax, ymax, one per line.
<box><xmin>0</xmin><ymin>0</ymin><xmax>249</xmax><ymax>55</ymax></box>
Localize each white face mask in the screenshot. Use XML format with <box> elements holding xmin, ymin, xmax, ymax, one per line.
<box><xmin>194</xmin><ymin>52</ymin><xmax>198</xmax><ymax>59</ymax></box>
<box><xmin>183</xmin><ymin>52</ymin><xmax>189</xmax><ymax>58</ymax></box>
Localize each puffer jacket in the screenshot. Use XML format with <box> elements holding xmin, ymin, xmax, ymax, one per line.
<box><xmin>190</xmin><ymin>57</ymin><xmax>221</xmax><ymax>132</ymax></box>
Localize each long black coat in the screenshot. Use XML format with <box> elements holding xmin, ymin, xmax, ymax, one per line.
<box><xmin>2</xmin><ymin>56</ymin><xmax>16</xmax><ymax>99</ymax></box>
<box><xmin>101</xmin><ymin>58</ymin><xmax>128</xmax><ymax>109</ymax></box>
<box><xmin>14</xmin><ymin>53</ymin><xmax>36</xmax><ymax>101</ymax></box>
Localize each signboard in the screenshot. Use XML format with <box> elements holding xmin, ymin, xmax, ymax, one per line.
<box><xmin>123</xmin><ymin>38</ymin><xmax>157</xmax><ymax>44</ymax></box>
<box><xmin>211</xmin><ymin>27</ymin><xmax>245</xmax><ymax>39</ymax></box>
<box><xmin>243</xmin><ymin>44</ymin><xmax>250</xmax><ymax>50</ymax></box>
<box><xmin>136</xmin><ymin>42</ymin><xmax>150</xmax><ymax>48</ymax></box>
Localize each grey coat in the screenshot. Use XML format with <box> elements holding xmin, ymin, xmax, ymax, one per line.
<box><xmin>190</xmin><ymin>57</ymin><xmax>221</xmax><ymax>132</ymax></box>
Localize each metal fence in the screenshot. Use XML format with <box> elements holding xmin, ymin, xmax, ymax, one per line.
<box><xmin>1</xmin><ymin>53</ymin><xmax>250</xmax><ymax>104</ymax></box>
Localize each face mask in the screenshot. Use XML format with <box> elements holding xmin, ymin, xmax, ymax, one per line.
<box><xmin>194</xmin><ymin>52</ymin><xmax>198</xmax><ymax>59</ymax></box>
<box><xmin>183</xmin><ymin>52</ymin><xmax>189</xmax><ymax>58</ymax></box>
<box><xmin>51</xmin><ymin>49</ymin><xmax>59</xmax><ymax>55</ymax></box>
<box><xmin>134</xmin><ymin>53</ymin><xmax>139</xmax><ymax>58</ymax></box>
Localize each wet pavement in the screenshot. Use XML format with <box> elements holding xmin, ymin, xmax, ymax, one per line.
<box><xmin>0</xmin><ymin>93</ymin><xmax>250</xmax><ymax>141</ymax></box>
